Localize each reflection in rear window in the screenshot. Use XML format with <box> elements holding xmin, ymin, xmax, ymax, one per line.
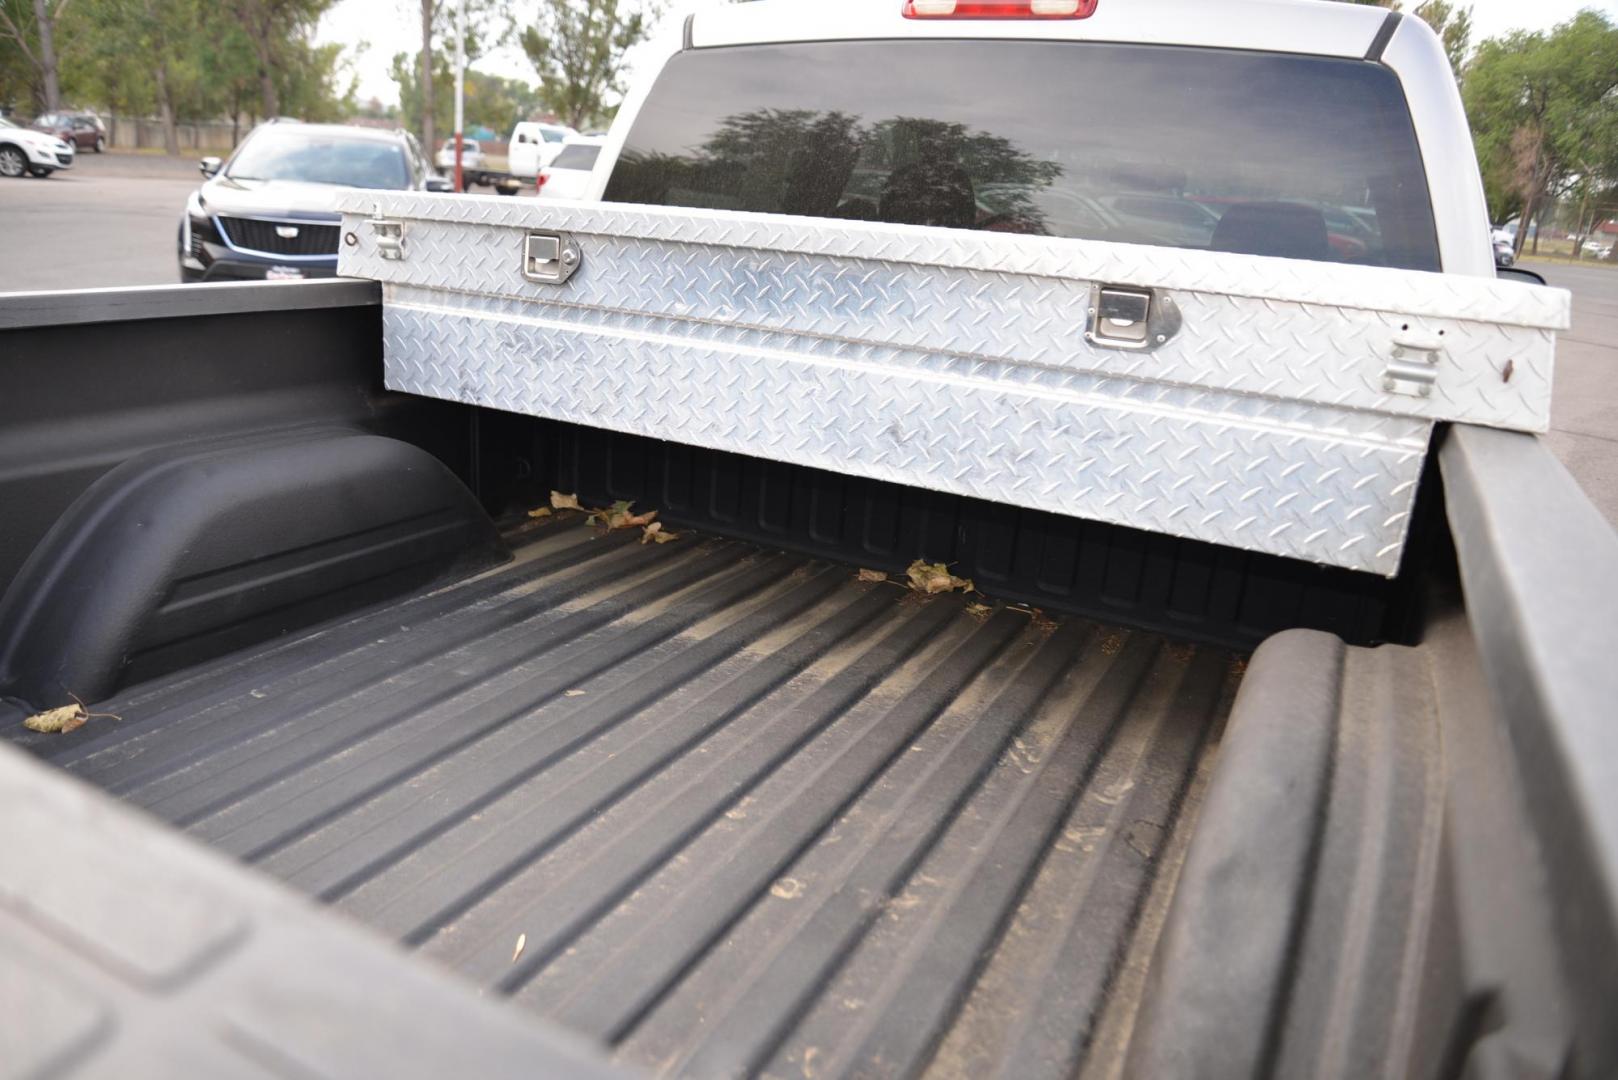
<box><xmin>551</xmin><ymin>144</ymin><xmax>601</xmax><ymax>171</ymax></box>
<box><xmin>605</xmin><ymin>41</ymin><xmax>1440</xmax><ymax>271</ymax></box>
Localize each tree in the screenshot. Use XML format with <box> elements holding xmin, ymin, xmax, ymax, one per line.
<box><xmin>419</xmin><ymin>0</ymin><xmax>436</xmax><ymax>168</ymax></box>
<box><xmin>405</xmin><ymin>0</ymin><xmax>504</xmax><ymax>162</ymax></box>
<box><xmin>392</xmin><ymin>47</ymin><xmax>452</xmax><ymax>145</ymax></box>
<box><xmin>228</xmin><ymin>0</ymin><xmax>336</xmax><ymax>120</ymax></box>
<box><xmin>519</xmin><ymin>0</ymin><xmax>657</xmax><ymax>131</ymax></box>
<box><xmin>62</xmin><ymin>0</ymin><xmax>350</xmax><ymax>153</ymax></box>
<box><xmin>1464</xmin><ymin>12</ymin><xmax>1618</xmax><ymax>254</ymax></box>
<box><xmin>0</xmin><ymin>0</ymin><xmax>70</xmax><ymax>111</ymax></box>
<box><xmin>393</xmin><ymin>50</ymin><xmax>536</xmax><ymax>147</ymax></box>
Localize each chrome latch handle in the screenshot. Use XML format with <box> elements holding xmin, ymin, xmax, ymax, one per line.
<box><xmin>523</xmin><ymin>232</ymin><xmax>582</xmax><ymax>285</ymax></box>
<box><xmin>1085</xmin><ymin>284</ymin><xmax>1182</xmax><ymax>351</ymax></box>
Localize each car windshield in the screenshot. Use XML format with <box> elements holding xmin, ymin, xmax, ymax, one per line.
<box><xmin>606</xmin><ymin>40</ymin><xmax>1441</xmax><ymax>271</ymax></box>
<box><xmin>227</xmin><ymin>128</ymin><xmax>410</xmax><ymax>189</ymax></box>
<box><xmin>551</xmin><ymin>144</ymin><xmax>600</xmax><ymax>171</ymax></box>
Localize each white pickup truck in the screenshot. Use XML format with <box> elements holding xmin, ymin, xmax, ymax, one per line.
<box><xmin>1</xmin><ymin>2</ymin><xmax>1615</xmax><ymax>1079</ymax></box>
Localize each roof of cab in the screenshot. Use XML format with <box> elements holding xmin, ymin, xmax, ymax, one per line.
<box><xmin>691</xmin><ymin>0</ymin><xmax>1392</xmax><ymax>60</ymax></box>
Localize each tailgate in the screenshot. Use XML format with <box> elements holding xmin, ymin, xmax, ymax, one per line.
<box><xmin>334</xmin><ymin>193</ymin><xmax>1568</xmax><ymax>576</ymax></box>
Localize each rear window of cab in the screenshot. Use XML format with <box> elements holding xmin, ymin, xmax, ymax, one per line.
<box><xmin>604</xmin><ymin>40</ymin><xmax>1441</xmax><ymax>271</ymax></box>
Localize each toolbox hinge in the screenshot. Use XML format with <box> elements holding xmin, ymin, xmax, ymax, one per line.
<box><xmin>369</xmin><ymin>214</ymin><xmax>405</xmax><ymax>261</ymax></box>
<box><xmin>1384</xmin><ymin>332</ymin><xmax>1444</xmax><ymax>398</ymax></box>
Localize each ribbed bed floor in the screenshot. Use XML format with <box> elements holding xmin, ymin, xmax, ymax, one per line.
<box><xmin>44</xmin><ymin>520</ymin><xmax>1240</xmax><ymax>1079</ymax></box>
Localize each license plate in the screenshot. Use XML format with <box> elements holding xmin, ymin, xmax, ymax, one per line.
<box><xmin>266</xmin><ymin>266</ymin><xmax>304</xmax><ymax>280</ymax></box>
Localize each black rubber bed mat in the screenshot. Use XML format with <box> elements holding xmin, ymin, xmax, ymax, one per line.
<box><xmin>38</xmin><ymin>520</ymin><xmax>1241</xmax><ymax>1079</ymax></box>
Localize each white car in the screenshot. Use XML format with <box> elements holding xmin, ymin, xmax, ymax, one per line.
<box><xmin>535</xmin><ymin>135</ymin><xmax>606</xmax><ymax>201</ymax></box>
<box><xmin>1583</xmin><ymin>237</ymin><xmax>1614</xmax><ymax>259</ymax></box>
<box><xmin>0</xmin><ymin>116</ymin><xmax>74</xmax><ymax>178</ymax></box>
<box><xmin>507</xmin><ymin>121</ymin><xmax>576</xmax><ymax>180</ymax></box>
<box><xmin>434</xmin><ymin>138</ymin><xmax>484</xmax><ymax>172</ymax></box>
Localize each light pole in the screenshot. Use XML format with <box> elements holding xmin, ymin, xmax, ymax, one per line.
<box><xmin>453</xmin><ymin>0</ymin><xmax>465</xmax><ymax>192</ymax></box>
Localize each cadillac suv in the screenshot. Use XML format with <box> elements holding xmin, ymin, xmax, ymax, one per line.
<box><xmin>179</xmin><ymin>121</ymin><xmax>450</xmax><ymax>282</ymax></box>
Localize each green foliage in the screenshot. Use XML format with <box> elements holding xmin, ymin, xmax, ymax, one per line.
<box><xmin>3</xmin><ymin>0</ymin><xmax>347</xmax><ymax>142</ymax></box>
<box><xmin>392</xmin><ymin>49</ymin><xmax>539</xmax><ymax>146</ymax></box>
<box><xmin>0</xmin><ymin>0</ymin><xmax>70</xmax><ymax>110</ymax></box>
<box><xmin>518</xmin><ymin>0</ymin><xmax>657</xmax><ymax>130</ymax></box>
<box><xmin>392</xmin><ymin>48</ymin><xmax>454</xmax><ymax>142</ymax></box>
<box><xmin>1464</xmin><ymin>11</ymin><xmax>1618</xmax><ymax>238</ymax></box>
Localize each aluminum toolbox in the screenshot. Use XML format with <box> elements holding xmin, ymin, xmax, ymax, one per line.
<box><xmin>335</xmin><ymin>192</ymin><xmax>1570</xmax><ymax>576</ymax></box>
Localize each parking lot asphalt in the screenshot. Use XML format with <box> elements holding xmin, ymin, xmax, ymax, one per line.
<box><xmin>3</xmin><ymin>152</ymin><xmax>1616</xmax><ymax>532</ymax></box>
<box><xmin>0</xmin><ymin>152</ymin><xmax>198</xmax><ymax>290</ymax></box>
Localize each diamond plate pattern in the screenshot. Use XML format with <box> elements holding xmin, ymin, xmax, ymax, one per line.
<box><xmin>333</xmin><ymin>194</ymin><xmax>1567</xmax><ymax>575</ymax></box>
<box><xmin>382</xmin><ymin>290</ymin><xmax>1429</xmax><ymax>576</ymax></box>
<box><xmin>336</xmin><ymin>193</ymin><xmax>1570</xmax><ymax>330</ymax></box>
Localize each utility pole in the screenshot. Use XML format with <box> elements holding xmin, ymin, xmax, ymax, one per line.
<box><xmin>453</xmin><ymin>0</ymin><xmax>465</xmax><ymax>193</ymax></box>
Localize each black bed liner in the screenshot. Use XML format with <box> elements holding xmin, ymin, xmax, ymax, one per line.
<box><xmin>38</xmin><ymin>519</ymin><xmax>1239</xmax><ymax>1078</ymax></box>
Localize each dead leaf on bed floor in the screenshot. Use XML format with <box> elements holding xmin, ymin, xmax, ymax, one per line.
<box><xmin>640</xmin><ymin>522</ymin><xmax>679</xmax><ymax>545</ymax></box>
<box><xmin>22</xmin><ymin>694</ymin><xmax>120</xmax><ymax>735</ymax></box>
<box><xmin>965</xmin><ymin>602</ymin><xmax>993</xmax><ymax>620</ymax></box>
<box><xmin>857</xmin><ymin>569</ymin><xmax>888</xmax><ymax>584</ymax></box>
<box><xmin>589</xmin><ymin>500</ymin><xmax>659</xmax><ymax>531</ymax></box>
<box><xmin>512</xmin><ymin>933</ymin><xmax>526</xmax><ymax>963</ymax></box>
<box><xmin>564</xmin><ymin>689</ymin><xmax>587</xmax><ymax>697</ymax></box>
<box><xmin>905</xmin><ymin>560</ymin><xmax>974</xmax><ymax>596</ymax></box>
<box><xmin>550</xmin><ymin>491</ymin><xmax>582</xmax><ymax>511</ymax></box>
<box><xmin>526</xmin><ymin>506</ymin><xmax>553</xmax><ymax>519</ymax></box>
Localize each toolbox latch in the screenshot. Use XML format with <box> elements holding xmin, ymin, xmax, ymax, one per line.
<box><xmin>1086</xmin><ymin>284</ymin><xmax>1181</xmax><ymax>351</ymax></box>
<box><xmin>523</xmin><ymin>232</ymin><xmax>582</xmax><ymax>285</ymax></box>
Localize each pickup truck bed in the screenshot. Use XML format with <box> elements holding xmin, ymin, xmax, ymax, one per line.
<box><xmin>32</xmin><ymin>518</ymin><xmax>1235</xmax><ymax>1078</ymax></box>
<box><xmin>3</xmin><ymin>285</ymin><xmax>1616</xmax><ymax>1077</ymax></box>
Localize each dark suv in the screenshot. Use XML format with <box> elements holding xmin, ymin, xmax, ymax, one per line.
<box><xmin>179</xmin><ymin>121</ymin><xmax>449</xmax><ymax>283</ymax></box>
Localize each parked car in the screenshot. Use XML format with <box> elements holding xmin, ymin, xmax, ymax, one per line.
<box><xmin>435</xmin><ymin>137</ymin><xmax>484</xmax><ymax>172</ymax></box>
<box><xmin>1494</xmin><ymin>230</ymin><xmax>1516</xmax><ymax>267</ymax></box>
<box><xmin>507</xmin><ymin>120</ymin><xmax>576</xmax><ymax>180</ymax></box>
<box><xmin>0</xmin><ymin>115</ymin><xmax>73</xmax><ymax>177</ymax></box>
<box><xmin>535</xmin><ymin>135</ymin><xmax>605</xmax><ymax>201</ymax></box>
<box><xmin>178</xmin><ymin>120</ymin><xmax>450</xmax><ymax>282</ymax></box>
<box><xmin>1094</xmin><ymin>193</ymin><xmax>1222</xmax><ymax>249</ymax></box>
<box><xmin>1583</xmin><ymin>238</ymin><xmax>1614</xmax><ymax>260</ymax></box>
<box><xmin>30</xmin><ymin>111</ymin><xmax>105</xmax><ymax>153</ymax></box>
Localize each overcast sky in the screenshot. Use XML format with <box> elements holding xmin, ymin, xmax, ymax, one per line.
<box><xmin>319</xmin><ymin>0</ymin><xmax>1618</xmax><ymax>109</ymax></box>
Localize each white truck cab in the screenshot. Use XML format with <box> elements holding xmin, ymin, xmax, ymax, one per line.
<box><xmin>588</xmin><ymin>0</ymin><xmax>1495</xmax><ymax>277</ymax></box>
<box><xmin>508</xmin><ymin>120</ymin><xmax>579</xmax><ymax>180</ymax></box>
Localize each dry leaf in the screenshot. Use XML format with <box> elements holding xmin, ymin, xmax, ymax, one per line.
<box><xmin>23</xmin><ymin>704</ymin><xmax>81</xmax><ymax>733</ymax></box>
<box><xmin>905</xmin><ymin>560</ymin><xmax>974</xmax><ymax>596</ymax></box>
<box><xmin>22</xmin><ymin>694</ymin><xmax>119</xmax><ymax>735</ymax></box>
<box><xmin>590</xmin><ymin>500</ymin><xmax>660</xmax><ymax>531</ymax></box>
<box><xmin>640</xmin><ymin>522</ymin><xmax>680</xmax><ymax>545</ymax></box>
<box><xmin>564</xmin><ymin>689</ymin><xmax>587</xmax><ymax>698</ymax></box>
<box><xmin>526</xmin><ymin>506</ymin><xmax>553</xmax><ymax>519</ymax></box>
<box><xmin>550</xmin><ymin>491</ymin><xmax>582</xmax><ymax>511</ymax></box>
<box><xmin>965</xmin><ymin>602</ymin><xmax>993</xmax><ymax>620</ymax></box>
<box><xmin>857</xmin><ymin>569</ymin><xmax>888</xmax><ymax>583</ymax></box>
<box><xmin>512</xmin><ymin>933</ymin><xmax>527</xmax><ymax>963</ymax></box>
